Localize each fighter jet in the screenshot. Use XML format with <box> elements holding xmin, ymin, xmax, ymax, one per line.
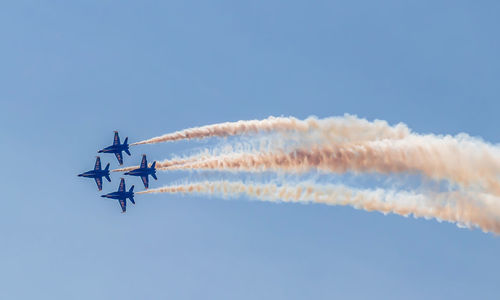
<box><xmin>101</xmin><ymin>178</ymin><xmax>135</xmax><ymax>213</ymax></box>
<box><xmin>124</xmin><ymin>154</ymin><xmax>157</xmax><ymax>189</ymax></box>
<box><xmin>78</xmin><ymin>156</ymin><xmax>111</xmax><ymax>191</ymax></box>
<box><xmin>98</xmin><ymin>131</ymin><xmax>131</xmax><ymax>165</ymax></box>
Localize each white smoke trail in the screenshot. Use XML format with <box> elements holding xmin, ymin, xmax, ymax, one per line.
<box><xmin>158</xmin><ymin>134</ymin><xmax>500</xmax><ymax>196</ymax></box>
<box><xmin>138</xmin><ymin>180</ymin><xmax>500</xmax><ymax>234</ymax></box>
<box><xmin>126</xmin><ymin>114</ymin><xmax>500</xmax><ymax>234</ymax></box>
<box><xmin>131</xmin><ymin>115</ymin><xmax>410</xmax><ymax>145</ymax></box>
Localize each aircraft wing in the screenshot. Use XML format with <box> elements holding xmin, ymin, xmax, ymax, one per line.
<box><xmin>119</xmin><ymin>178</ymin><xmax>125</xmax><ymax>192</ymax></box>
<box><xmin>113</xmin><ymin>131</ymin><xmax>120</xmax><ymax>145</ymax></box>
<box><xmin>115</xmin><ymin>152</ymin><xmax>123</xmax><ymax>165</ymax></box>
<box><xmin>94</xmin><ymin>157</ymin><xmax>101</xmax><ymax>171</ymax></box>
<box><xmin>140</xmin><ymin>155</ymin><xmax>147</xmax><ymax>169</ymax></box>
<box><xmin>119</xmin><ymin>198</ymin><xmax>126</xmax><ymax>213</ymax></box>
<box><xmin>141</xmin><ymin>175</ymin><xmax>149</xmax><ymax>189</ymax></box>
<box><xmin>95</xmin><ymin>177</ymin><xmax>103</xmax><ymax>191</ymax></box>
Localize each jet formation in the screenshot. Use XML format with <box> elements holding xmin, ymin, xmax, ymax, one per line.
<box><xmin>78</xmin><ymin>131</ymin><xmax>157</xmax><ymax>213</ymax></box>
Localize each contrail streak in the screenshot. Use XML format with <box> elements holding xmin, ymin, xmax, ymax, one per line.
<box><xmin>131</xmin><ymin>115</ymin><xmax>410</xmax><ymax>145</ymax></box>
<box><xmin>138</xmin><ymin>181</ymin><xmax>500</xmax><ymax>234</ymax></box>
<box><xmin>159</xmin><ymin>135</ymin><xmax>500</xmax><ymax>196</ymax></box>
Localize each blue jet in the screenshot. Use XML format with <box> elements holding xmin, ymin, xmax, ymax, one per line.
<box><xmin>101</xmin><ymin>178</ymin><xmax>135</xmax><ymax>213</ymax></box>
<box><xmin>78</xmin><ymin>156</ymin><xmax>111</xmax><ymax>191</ymax></box>
<box><xmin>98</xmin><ymin>131</ymin><xmax>131</xmax><ymax>165</ymax></box>
<box><xmin>124</xmin><ymin>154</ymin><xmax>157</xmax><ymax>189</ymax></box>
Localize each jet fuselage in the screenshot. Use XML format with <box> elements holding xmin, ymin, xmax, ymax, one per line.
<box><xmin>98</xmin><ymin>144</ymin><xmax>129</xmax><ymax>154</ymax></box>
<box><xmin>124</xmin><ymin>167</ymin><xmax>156</xmax><ymax>177</ymax></box>
<box><xmin>78</xmin><ymin>169</ymin><xmax>109</xmax><ymax>178</ymax></box>
<box><xmin>101</xmin><ymin>191</ymin><xmax>134</xmax><ymax>200</ymax></box>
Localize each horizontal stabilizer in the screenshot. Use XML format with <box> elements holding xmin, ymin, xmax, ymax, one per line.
<box><xmin>125</xmin><ymin>149</ymin><xmax>131</xmax><ymax>156</ymax></box>
<box><xmin>105</xmin><ymin>175</ymin><xmax>111</xmax><ymax>182</ymax></box>
<box><xmin>152</xmin><ymin>173</ymin><xmax>157</xmax><ymax>180</ymax></box>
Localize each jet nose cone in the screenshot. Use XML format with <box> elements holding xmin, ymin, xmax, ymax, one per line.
<box><xmin>77</xmin><ymin>174</ymin><xmax>83</xmax><ymax>177</ymax></box>
<box><xmin>101</xmin><ymin>195</ymin><xmax>106</xmax><ymax>198</ymax></box>
<box><xmin>98</xmin><ymin>150</ymin><xmax>103</xmax><ymax>153</ymax></box>
<box><xmin>124</xmin><ymin>172</ymin><xmax>129</xmax><ymax>175</ymax></box>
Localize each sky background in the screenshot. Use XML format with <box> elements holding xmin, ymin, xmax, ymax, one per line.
<box><xmin>1</xmin><ymin>1</ymin><xmax>500</xmax><ymax>299</ymax></box>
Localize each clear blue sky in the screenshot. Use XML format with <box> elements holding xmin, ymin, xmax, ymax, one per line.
<box><xmin>1</xmin><ymin>1</ymin><xmax>500</xmax><ymax>299</ymax></box>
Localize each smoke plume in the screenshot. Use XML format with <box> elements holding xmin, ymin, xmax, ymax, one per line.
<box><xmin>158</xmin><ymin>134</ymin><xmax>500</xmax><ymax>196</ymax></box>
<box><xmin>131</xmin><ymin>115</ymin><xmax>410</xmax><ymax>145</ymax></box>
<box><xmin>138</xmin><ymin>180</ymin><xmax>500</xmax><ymax>234</ymax></box>
<box><xmin>123</xmin><ymin>114</ymin><xmax>500</xmax><ymax>234</ymax></box>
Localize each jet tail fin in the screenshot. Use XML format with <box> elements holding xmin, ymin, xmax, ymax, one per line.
<box><xmin>151</xmin><ymin>161</ymin><xmax>156</xmax><ymax>169</ymax></box>
<box><xmin>129</xmin><ymin>185</ymin><xmax>134</xmax><ymax>193</ymax></box>
<box><xmin>124</xmin><ymin>137</ymin><xmax>129</xmax><ymax>145</ymax></box>
<box><xmin>104</xmin><ymin>163</ymin><xmax>110</xmax><ymax>171</ymax></box>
